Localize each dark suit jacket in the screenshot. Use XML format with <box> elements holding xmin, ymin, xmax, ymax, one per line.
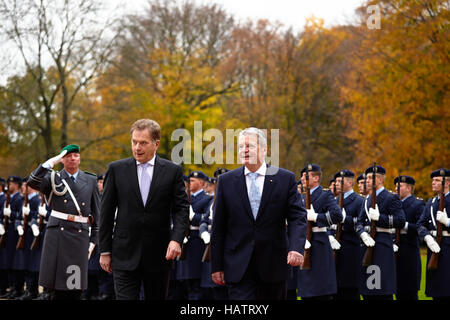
<box><xmin>99</xmin><ymin>155</ymin><xmax>189</xmax><ymax>272</ymax></box>
<box><xmin>210</xmin><ymin>165</ymin><xmax>307</xmax><ymax>283</ymax></box>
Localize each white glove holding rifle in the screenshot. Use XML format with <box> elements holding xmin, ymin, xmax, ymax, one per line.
<box><xmin>306</xmin><ymin>204</ymin><xmax>318</xmax><ymax>222</ymax></box>
<box><xmin>200</xmin><ymin>231</ymin><xmax>210</xmax><ymax>244</ymax></box>
<box><xmin>436</xmin><ymin>209</ymin><xmax>450</xmax><ymax>227</ymax></box>
<box><xmin>43</xmin><ymin>150</ymin><xmax>67</xmax><ymax>169</ymax></box>
<box><xmin>31</xmin><ymin>224</ymin><xmax>40</xmax><ymax>237</ymax></box>
<box><xmin>360</xmin><ymin>232</ymin><xmax>375</xmax><ymax>247</ymax></box>
<box><xmin>424</xmin><ymin>235</ymin><xmax>440</xmax><ymax>253</ymax></box>
<box><xmin>329</xmin><ymin>235</ymin><xmax>341</xmax><ymax>250</ymax></box>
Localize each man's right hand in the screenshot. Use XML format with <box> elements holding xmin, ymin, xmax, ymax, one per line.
<box><xmin>99</xmin><ymin>253</ymin><xmax>112</xmax><ymax>273</ymax></box>
<box><xmin>43</xmin><ymin>150</ymin><xmax>67</xmax><ymax>169</ymax></box>
<box><xmin>212</xmin><ymin>271</ymin><xmax>225</xmax><ymax>286</ymax></box>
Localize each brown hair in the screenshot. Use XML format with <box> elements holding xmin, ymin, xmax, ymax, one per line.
<box><xmin>130</xmin><ymin>119</ymin><xmax>161</xmax><ymax>141</ymax></box>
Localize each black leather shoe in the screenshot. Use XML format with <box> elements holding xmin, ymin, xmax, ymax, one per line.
<box><xmin>33</xmin><ymin>292</ymin><xmax>50</xmax><ymax>300</ymax></box>
<box><xmin>6</xmin><ymin>289</ymin><xmax>22</xmax><ymax>299</ymax></box>
<box><xmin>97</xmin><ymin>293</ymin><xmax>113</xmax><ymax>300</ymax></box>
<box><xmin>17</xmin><ymin>290</ymin><xmax>38</xmax><ymax>300</ymax></box>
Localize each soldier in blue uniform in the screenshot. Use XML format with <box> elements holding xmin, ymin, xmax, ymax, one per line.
<box><xmin>0</xmin><ymin>177</ymin><xmax>8</xmax><ymax>296</ymax></box>
<box><xmin>357</xmin><ymin>173</ymin><xmax>369</xmax><ymax>197</ymax></box>
<box><xmin>297</xmin><ymin>164</ymin><xmax>342</xmax><ymax>300</ymax></box>
<box><xmin>15</xmin><ymin>180</ymin><xmax>42</xmax><ymax>300</ymax></box>
<box><xmin>333</xmin><ymin>170</ymin><xmax>365</xmax><ymax>300</ymax></box>
<box><xmin>31</xmin><ymin>199</ymin><xmax>52</xmax><ymax>300</ymax></box>
<box><xmin>1</xmin><ymin>176</ymin><xmax>25</xmax><ymax>299</ymax></box>
<box><xmin>176</xmin><ymin>170</ymin><xmax>213</xmax><ymax>300</ymax></box>
<box><xmin>394</xmin><ymin>175</ymin><xmax>425</xmax><ymax>300</ymax></box>
<box><xmin>199</xmin><ymin>168</ymin><xmax>228</xmax><ymax>300</ymax></box>
<box><xmin>417</xmin><ymin>168</ymin><xmax>450</xmax><ymax>300</ymax></box>
<box><xmin>356</xmin><ymin>165</ymin><xmax>406</xmax><ymax>300</ymax></box>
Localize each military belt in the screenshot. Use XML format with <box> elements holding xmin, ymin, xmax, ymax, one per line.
<box><xmin>430</xmin><ymin>230</ymin><xmax>450</xmax><ymax>237</ymax></box>
<box><xmin>312</xmin><ymin>227</ymin><xmax>327</xmax><ymax>233</ymax></box>
<box><xmin>376</xmin><ymin>227</ymin><xmax>395</xmax><ymax>233</ymax></box>
<box><xmin>51</xmin><ymin>210</ymin><xmax>89</xmax><ymax>223</ymax></box>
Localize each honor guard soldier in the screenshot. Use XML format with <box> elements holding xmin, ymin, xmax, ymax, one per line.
<box><xmin>329</xmin><ymin>178</ymin><xmax>337</xmax><ymax>197</ymax></box>
<box><xmin>15</xmin><ymin>180</ymin><xmax>43</xmax><ymax>300</ymax></box>
<box><xmin>357</xmin><ymin>173</ymin><xmax>369</xmax><ymax>197</ymax></box>
<box><xmin>393</xmin><ymin>175</ymin><xmax>425</xmax><ymax>300</ymax></box>
<box><xmin>417</xmin><ymin>168</ymin><xmax>450</xmax><ymax>300</ymax></box>
<box><xmin>0</xmin><ymin>176</ymin><xmax>25</xmax><ymax>299</ymax></box>
<box><xmin>297</xmin><ymin>164</ymin><xmax>343</xmax><ymax>300</ymax></box>
<box><xmin>356</xmin><ymin>165</ymin><xmax>406</xmax><ymax>300</ymax></box>
<box><xmin>333</xmin><ymin>170</ymin><xmax>365</xmax><ymax>300</ymax></box>
<box><xmin>27</xmin><ymin>144</ymin><xmax>100</xmax><ymax>300</ymax></box>
<box><xmin>0</xmin><ymin>177</ymin><xmax>8</xmax><ymax>296</ymax></box>
<box><xmin>176</xmin><ymin>170</ymin><xmax>213</xmax><ymax>300</ymax></box>
<box><xmin>199</xmin><ymin>168</ymin><xmax>228</xmax><ymax>300</ymax></box>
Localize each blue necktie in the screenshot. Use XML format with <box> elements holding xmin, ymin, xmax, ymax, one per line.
<box><xmin>248</xmin><ymin>172</ymin><xmax>261</xmax><ymax>219</ymax></box>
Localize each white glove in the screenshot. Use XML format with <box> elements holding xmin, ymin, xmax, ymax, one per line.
<box><xmin>22</xmin><ymin>205</ymin><xmax>30</xmax><ymax>216</ymax></box>
<box><xmin>360</xmin><ymin>232</ymin><xmax>375</xmax><ymax>247</ymax></box>
<box><xmin>306</xmin><ymin>204</ymin><xmax>318</xmax><ymax>222</ymax></box>
<box><xmin>304</xmin><ymin>239</ymin><xmax>311</xmax><ymax>250</ymax></box>
<box><xmin>200</xmin><ymin>231</ymin><xmax>210</xmax><ymax>244</ymax></box>
<box><xmin>88</xmin><ymin>242</ymin><xmax>96</xmax><ymax>259</ymax></box>
<box><xmin>369</xmin><ymin>204</ymin><xmax>380</xmax><ymax>221</ymax></box>
<box><xmin>43</xmin><ymin>150</ymin><xmax>67</xmax><ymax>169</ymax></box>
<box><xmin>329</xmin><ymin>235</ymin><xmax>341</xmax><ymax>250</ymax></box>
<box><xmin>3</xmin><ymin>207</ymin><xmax>11</xmax><ymax>217</ymax></box>
<box><xmin>424</xmin><ymin>234</ymin><xmax>440</xmax><ymax>253</ymax></box>
<box><xmin>437</xmin><ymin>209</ymin><xmax>449</xmax><ymax>227</ymax></box>
<box><xmin>31</xmin><ymin>224</ymin><xmax>40</xmax><ymax>237</ymax></box>
<box><xmin>189</xmin><ymin>206</ymin><xmax>195</xmax><ymax>221</ymax></box>
<box><xmin>17</xmin><ymin>225</ymin><xmax>24</xmax><ymax>236</ymax></box>
<box><xmin>0</xmin><ymin>224</ymin><xmax>5</xmax><ymax>236</ymax></box>
<box><xmin>402</xmin><ymin>222</ymin><xmax>409</xmax><ymax>231</ymax></box>
<box><xmin>38</xmin><ymin>205</ymin><xmax>47</xmax><ymax>217</ymax></box>
<box><xmin>393</xmin><ymin>244</ymin><xmax>398</xmax><ymax>252</ymax></box>
<box><xmin>341</xmin><ymin>207</ymin><xmax>347</xmax><ymax>223</ymax></box>
<box><xmin>183</xmin><ymin>236</ymin><xmax>188</xmax><ymax>244</ymax></box>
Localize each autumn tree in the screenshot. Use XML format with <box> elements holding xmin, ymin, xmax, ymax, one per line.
<box><xmin>0</xmin><ymin>0</ymin><xmax>119</xmax><ymax>164</ymax></box>
<box><xmin>341</xmin><ymin>0</ymin><xmax>449</xmax><ymax>197</ymax></box>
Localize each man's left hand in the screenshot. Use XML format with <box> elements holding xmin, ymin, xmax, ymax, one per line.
<box><xmin>165</xmin><ymin>240</ymin><xmax>181</xmax><ymax>260</ymax></box>
<box><xmin>287</xmin><ymin>251</ymin><xmax>304</xmax><ymax>267</ymax></box>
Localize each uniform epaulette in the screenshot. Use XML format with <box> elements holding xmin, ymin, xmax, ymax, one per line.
<box><xmin>84</xmin><ymin>171</ymin><xmax>97</xmax><ymax>177</ymax></box>
<box><xmin>416</xmin><ymin>197</ymin><xmax>423</xmax><ymax>201</ymax></box>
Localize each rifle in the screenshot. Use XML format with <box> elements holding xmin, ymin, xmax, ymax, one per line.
<box><xmin>394</xmin><ymin>175</ymin><xmax>401</xmax><ymax>261</ymax></box>
<box><xmin>301</xmin><ymin>164</ymin><xmax>312</xmax><ymax>270</ymax></box>
<box><xmin>178</xmin><ymin>170</ymin><xmax>191</xmax><ymax>261</ymax></box>
<box><xmin>363</xmin><ymin>173</ymin><xmax>367</xmax><ymax>196</ymax></box>
<box><xmin>362</xmin><ymin>162</ymin><xmax>377</xmax><ymax>267</ymax></box>
<box><xmin>334</xmin><ymin>171</ymin><xmax>345</xmax><ymax>263</ymax></box>
<box><xmin>31</xmin><ymin>193</ymin><xmax>46</xmax><ymax>250</ymax></box>
<box><xmin>16</xmin><ymin>186</ymin><xmax>29</xmax><ymax>249</ymax></box>
<box><xmin>201</xmin><ymin>190</ymin><xmax>216</xmax><ymax>263</ymax></box>
<box><xmin>0</xmin><ymin>191</ymin><xmax>11</xmax><ymax>248</ymax></box>
<box><xmin>427</xmin><ymin>170</ymin><xmax>446</xmax><ymax>270</ymax></box>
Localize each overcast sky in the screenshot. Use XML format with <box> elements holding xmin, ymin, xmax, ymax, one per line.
<box><xmin>114</xmin><ymin>0</ymin><xmax>364</xmax><ymax>29</ymax></box>
<box><xmin>0</xmin><ymin>0</ymin><xmax>365</xmax><ymax>84</ymax></box>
